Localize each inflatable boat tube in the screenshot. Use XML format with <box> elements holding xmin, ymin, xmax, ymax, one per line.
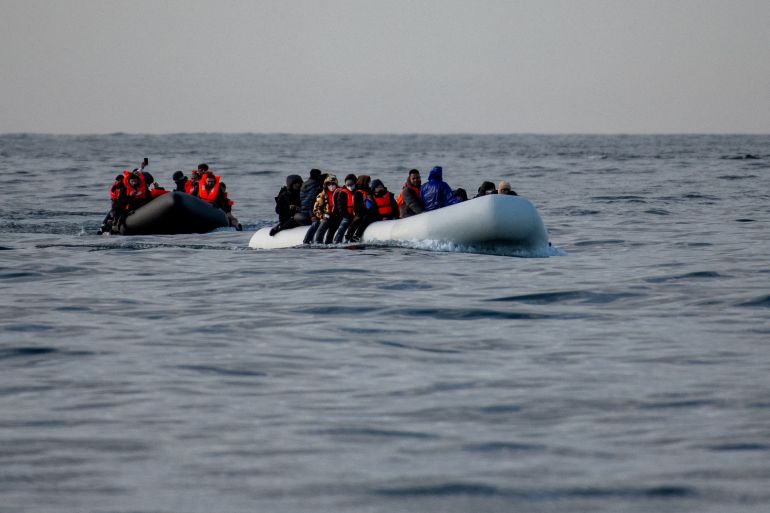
<box><xmin>119</xmin><ymin>191</ymin><xmax>229</xmax><ymax>235</ymax></box>
<box><xmin>248</xmin><ymin>195</ymin><xmax>549</xmax><ymax>251</ymax></box>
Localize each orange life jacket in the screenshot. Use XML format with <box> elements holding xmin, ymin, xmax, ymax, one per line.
<box><xmin>198</xmin><ymin>175</ymin><xmax>221</xmax><ymax>203</ymax></box>
<box><xmin>337</xmin><ymin>188</ymin><xmax>355</xmax><ymax>217</ymax></box>
<box><xmin>374</xmin><ymin>192</ymin><xmax>394</xmax><ymax>217</ymax></box>
<box><xmin>396</xmin><ymin>184</ymin><xmax>420</xmax><ymax>207</ymax></box>
<box><xmin>123</xmin><ymin>170</ymin><xmax>148</xmax><ymax>203</ymax></box>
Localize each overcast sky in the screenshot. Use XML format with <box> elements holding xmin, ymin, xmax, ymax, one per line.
<box><xmin>2</xmin><ymin>0</ymin><xmax>769</xmax><ymax>134</ymax></box>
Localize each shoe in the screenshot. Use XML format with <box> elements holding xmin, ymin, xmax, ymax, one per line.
<box><xmin>269</xmin><ymin>228</ymin><xmax>278</xmax><ymax>236</ymax></box>
<box><xmin>236</xmin><ymin>223</ymin><xmax>243</xmax><ymax>231</ymax></box>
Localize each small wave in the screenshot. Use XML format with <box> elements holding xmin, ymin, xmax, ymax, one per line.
<box><xmin>385</xmin><ymin>307</ymin><xmax>561</xmax><ymax>321</ymax></box>
<box><xmin>591</xmin><ymin>195</ymin><xmax>647</xmax><ymax>203</ymax></box>
<box><xmin>463</xmin><ymin>441</ymin><xmax>546</xmax><ymax>453</ymax></box>
<box><xmin>174</xmin><ymin>365</ymin><xmax>267</xmax><ymax>377</ymax></box>
<box><xmin>705</xmin><ymin>443</ymin><xmax>769</xmax><ymax>452</ymax></box>
<box><xmin>372</xmin><ymin>482</ymin><xmax>695</xmax><ymax>499</ymax></box>
<box><xmin>645</xmin><ymin>208</ymin><xmax>671</xmax><ymax>215</ymax></box>
<box><xmin>718</xmin><ymin>174</ymin><xmax>758</xmax><ymax>180</ymax></box>
<box><xmin>735</xmin><ymin>218</ymin><xmax>756</xmax><ymax>223</ymax></box>
<box><xmin>486</xmin><ymin>290</ymin><xmax>640</xmax><ymax>305</ymax></box>
<box><xmin>574</xmin><ymin>239</ymin><xmax>625</xmax><ymax>247</ymax></box>
<box><xmin>645</xmin><ymin>271</ymin><xmax>724</xmax><ymax>283</ymax></box>
<box><xmin>309</xmin><ymin>427</ymin><xmax>437</xmax><ymax>440</ymax></box>
<box><xmin>737</xmin><ymin>295</ymin><xmax>770</xmax><ymax>308</ymax></box>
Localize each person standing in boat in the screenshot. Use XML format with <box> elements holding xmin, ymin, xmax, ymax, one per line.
<box><xmin>497</xmin><ymin>181</ymin><xmax>518</xmax><ymax>196</ymax></box>
<box><xmin>309</xmin><ymin>174</ymin><xmax>339</xmax><ymax>244</ymax></box>
<box><xmin>420</xmin><ymin>166</ymin><xmax>459</xmax><ymax>211</ymax></box>
<box><xmin>193</xmin><ymin>171</ymin><xmax>242</xmax><ymax>231</ymax></box>
<box><xmin>397</xmin><ymin>169</ymin><xmax>424</xmax><ymax>218</ymax></box>
<box><xmin>332</xmin><ymin>174</ymin><xmax>357</xmax><ymax>243</ymax></box>
<box><xmin>270</xmin><ymin>174</ymin><xmax>303</xmax><ymax>236</ymax></box>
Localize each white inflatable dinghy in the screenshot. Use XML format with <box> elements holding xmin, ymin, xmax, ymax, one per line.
<box><xmin>248</xmin><ymin>195</ymin><xmax>549</xmax><ymax>252</ymax></box>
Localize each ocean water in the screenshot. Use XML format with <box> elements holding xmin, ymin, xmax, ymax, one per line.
<box><xmin>1</xmin><ymin>133</ymin><xmax>769</xmax><ymax>513</ymax></box>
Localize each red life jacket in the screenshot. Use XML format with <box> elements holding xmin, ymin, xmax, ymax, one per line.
<box><xmin>198</xmin><ymin>175</ymin><xmax>221</xmax><ymax>203</ymax></box>
<box><xmin>184</xmin><ymin>181</ymin><xmax>195</xmax><ymax>194</ymax></box>
<box><xmin>123</xmin><ymin>170</ymin><xmax>148</xmax><ymax>204</ymax></box>
<box><xmin>396</xmin><ymin>184</ymin><xmax>420</xmax><ymax>207</ymax></box>
<box><xmin>374</xmin><ymin>192</ymin><xmax>395</xmax><ymax>217</ymax></box>
<box><xmin>337</xmin><ymin>188</ymin><xmax>355</xmax><ymax>216</ymax></box>
<box><xmin>325</xmin><ymin>189</ymin><xmax>336</xmax><ymax>213</ymax></box>
<box><xmin>150</xmin><ymin>188</ymin><xmax>169</xmax><ymax>199</ymax></box>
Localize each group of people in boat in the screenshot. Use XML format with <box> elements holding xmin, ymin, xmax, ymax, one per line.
<box><xmin>99</xmin><ymin>162</ymin><xmax>242</xmax><ymax>234</ymax></box>
<box><xmin>269</xmin><ymin>166</ymin><xmax>518</xmax><ymax>244</ymax></box>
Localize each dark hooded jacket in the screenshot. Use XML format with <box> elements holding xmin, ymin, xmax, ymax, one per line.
<box><xmin>275</xmin><ymin>174</ymin><xmax>303</xmax><ymax>223</ymax></box>
<box><xmin>420</xmin><ymin>166</ymin><xmax>458</xmax><ymax>211</ymax></box>
<box><xmin>299</xmin><ymin>171</ymin><xmax>322</xmax><ymax>216</ymax></box>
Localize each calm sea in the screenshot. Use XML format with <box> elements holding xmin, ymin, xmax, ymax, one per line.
<box><xmin>1</xmin><ymin>133</ymin><xmax>769</xmax><ymax>513</ymax></box>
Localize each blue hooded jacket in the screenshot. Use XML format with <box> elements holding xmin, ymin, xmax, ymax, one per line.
<box><xmin>420</xmin><ymin>166</ymin><xmax>458</xmax><ymax>211</ymax></box>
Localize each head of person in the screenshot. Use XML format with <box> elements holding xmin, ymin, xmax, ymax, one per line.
<box><xmin>286</xmin><ymin>174</ymin><xmax>303</xmax><ymax>192</ymax></box>
<box><xmin>478</xmin><ymin>181</ymin><xmax>497</xmax><ymax>195</ymax></box>
<box><xmin>127</xmin><ymin>175</ymin><xmax>140</xmax><ymax>188</ymax></box>
<box><xmin>309</xmin><ymin>168</ymin><xmax>322</xmax><ymax>181</ymax></box>
<box><xmin>172</xmin><ymin>170</ymin><xmax>186</xmax><ymax>183</ymax></box>
<box><xmin>197</xmin><ymin>163</ymin><xmax>209</xmax><ymax>172</ymax></box>
<box><xmin>407</xmin><ymin>169</ymin><xmax>421</xmax><ymax>187</ymax></box>
<box><xmin>454</xmin><ymin>188</ymin><xmax>468</xmax><ymax>201</ymax></box>
<box><xmin>191</xmin><ymin>169</ymin><xmax>202</xmax><ymax>181</ymax></box>
<box><xmin>370</xmin><ymin>179</ymin><xmax>386</xmax><ymax>197</ymax></box>
<box><xmin>324</xmin><ymin>174</ymin><xmax>338</xmax><ymax>192</ymax></box>
<box><xmin>344</xmin><ymin>173</ymin><xmax>357</xmax><ymax>191</ymax></box>
<box><xmin>356</xmin><ymin>175</ymin><xmax>371</xmax><ymax>191</ymax></box>
<box><xmin>428</xmin><ymin>166</ymin><xmax>443</xmax><ymax>182</ymax></box>
<box><xmin>204</xmin><ymin>173</ymin><xmax>216</xmax><ymax>188</ymax></box>
<box><xmin>498</xmin><ymin>181</ymin><xmax>512</xmax><ymax>195</ymax></box>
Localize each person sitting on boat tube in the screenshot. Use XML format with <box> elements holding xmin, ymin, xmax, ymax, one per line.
<box><xmin>396</xmin><ymin>169</ymin><xmax>424</xmax><ymax>218</ymax></box>
<box><xmin>497</xmin><ymin>180</ymin><xmax>518</xmax><ymax>196</ymax></box>
<box><xmin>297</xmin><ymin>168</ymin><xmax>323</xmax><ymax>226</ymax></box>
<box><xmin>347</xmin><ymin>177</ymin><xmax>399</xmax><ymax>242</ymax></box>
<box><xmin>420</xmin><ymin>166</ymin><xmax>459</xmax><ymax>211</ymax></box>
<box><xmin>270</xmin><ymin>174</ymin><xmax>303</xmax><ymax>236</ymax></box>
<box><xmin>454</xmin><ymin>188</ymin><xmax>468</xmax><ymax>202</ymax></box>
<box><xmin>474</xmin><ymin>181</ymin><xmax>497</xmax><ymax>198</ymax></box>
<box><xmin>344</xmin><ymin>175</ymin><xmax>373</xmax><ymax>242</ymax></box>
<box><xmin>172</xmin><ymin>171</ymin><xmax>194</xmax><ymax>193</ymax></box>
<box><xmin>307</xmin><ymin>174</ymin><xmax>338</xmax><ymax>244</ymax></box>
<box><xmin>332</xmin><ymin>173</ymin><xmax>358</xmax><ymax>243</ymax></box>
<box><xmin>193</xmin><ymin>172</ymin><xmax>243</xmax><ymax>231</ymax></box>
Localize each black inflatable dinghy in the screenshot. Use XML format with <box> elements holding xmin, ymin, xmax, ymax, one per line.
<box><xmin>118</xmin><ymin>192</ymin><xmax>229</xmax><ymax>235</ymax></box>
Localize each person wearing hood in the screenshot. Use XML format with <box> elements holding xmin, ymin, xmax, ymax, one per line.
<box><xmin>497</xmin><ymin>180</ymin><xmax>518</xmax><ymax>196</ymax></box>
<box><xmin>345</xmin><ymin>175</ymin><xmax>373</xmax><ymax>242</ymax></box>
<box><xmin>349</xmin><ymin>178</ymin><xmax>399</xmax><ymax>240</ymax></box>
<box><xmin>420</xmin><ymin>166</ymin><xmax>458</xmax><ymax>211</ymax></box>
<box><xmin>396</xmin><ymin>168</ymin><xmax>424</xmax><ymax>218</ymax></box>
<box><xmin>454</xmin><ymin>188</ymin><xmax>468</xmax><ymax>202</ymax></box>
<box><xmin>332</xmin><ymin>173</ymin><xmax>357</xmax><ymax>243</ymax></box>
<box><xmin>270</xmin><ymin>174</ymin><xmax>303</xmax><ymax>236</ymax></box>
<box><xmin>297</xmin><ymin>168</ymin><xmax>323</xmax><ymax>225</ymax></box>
<box><xmin>310</xmin><ymin>174</ymin><xmax>341</xmax><ymax>244</ymax></box>
<box><xmin>474</xmin><ymin>181</ymin><xmax>497</xmax><ymax>198</ymax></box>
<box><xmin>303</xmin><ymin>173</ymin><xmax>335</xmax><ymax>243</ymax></box>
